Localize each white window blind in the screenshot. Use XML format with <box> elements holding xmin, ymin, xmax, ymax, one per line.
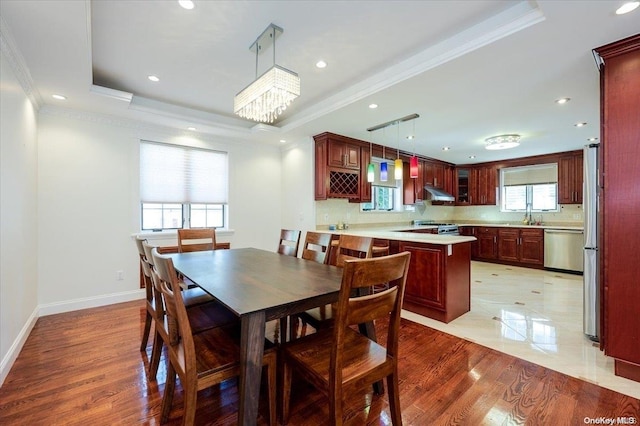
<box><xmin>140</xmin><ymin>141</ymin><xmax>228</xmax><ymax>204</ymax></box>
<box><xmin>502</xmin><ymin>163</ymin><xmax>557</xmax><ymax>186</ymax></box>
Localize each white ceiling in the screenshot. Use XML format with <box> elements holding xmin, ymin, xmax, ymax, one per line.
<box><xmin>1</xmin><ymin>0</ymin><xmax>638</xmax><ymax>164</ymax></box>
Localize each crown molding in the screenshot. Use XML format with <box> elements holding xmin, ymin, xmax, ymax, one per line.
<box><xmin>38</xmin><ymin>104</ymin><xmax>263</xmax><ymax>148</ymax></box>
<box><xmin>278</xmin><ymin>1</ymin><xmax>545</xmax><ymax>133</ymax></box>
<box><xmin>0</xmin><ymin>15</ymin><xmax>43</xmax><ymax>109</ymax></box>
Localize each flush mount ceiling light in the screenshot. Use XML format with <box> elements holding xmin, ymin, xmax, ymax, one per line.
<box><xmin>178</xmin><ymin>0</ymin><xmax>195</xmax><ymax>10</ymax></box>
<box><xmin>234</xmin><ymin>24</ymin><xmax>300</xmax><ymax>123</ymax></box>
<box><xmin>315</xmin><ymin>60</ymin><xmax>327</xmax><ymax>68</ymax></box>
<box><xmin>616</xmin><ymin>1</ymin><xmax>639</xmax><ymax>14</ymax></box>
<box><xmin>485</xmin><ymin>134</ymin><xmax>521</xmax><ymax>150</ymax></box>
<box><xmin>147</xmin><ymin>75</ymin><xmax>160</xmax><ymax>82</ymax></box>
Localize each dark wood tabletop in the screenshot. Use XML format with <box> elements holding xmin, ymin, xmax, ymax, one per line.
<box><xmin>170</xmin><ymin>247</ymin><xmax>343</xmax><ymax>426</ymax></box>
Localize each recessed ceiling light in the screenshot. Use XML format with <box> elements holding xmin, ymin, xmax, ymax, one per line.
<box><xmin>469</xmin><ymin>155</ymin><xmax>476</xmax><ymax>159</ymax></box>
<box><xmin>52</xmin><ymin>94</ymin><xmax>66</xmax><ymax>100</ymax></box>
<box><xmin>368</xmin><ymin>103</ymin><xmax>378</xmax><ymax>109</ymax></box>
<box><xmin>442</xmin><ymin>147</ymin><xmax>450</xmax><ymax>151</ymax></box>
<box><xmin>588</xmin><ymin>137</ymin><xmax>599</xmax><ymax>142</ymax></box>
<box><xmin>575</xmin><ymin>122</ymin><xmax>587</xmax><ymax>127</ymax></box>
<box><xmin>555</xmin><ymin>97</ymin><xmax>571</xmax><ymax>104</ymax></box>
<box><xmin>178</xmin><ymin>0</ymin><xmax>195</xmax><ymax>10</ymax></box>
<box><xmin>279</xmin><ymin>139</ymin><xmax>286</xmax><ymax>143</ymax></box>
<box><xmin>187</xmin><ymin>127</ymin><xmax>196</xmax><ymax>131</ymax></box>
<box><xmin>406</xmin><ymin>135</ymin><xmax>414</xmax><ymax>140</ymax></box>
<box><xmin>315</xmin><ymin>60</ymin><xmax>327</xmax><ymax>68</ymax></box>
<box><xmin>147</xmin><ymin>75</ymin><xmax>160</xmax><ymax>82</ymax></box>
<box><xmin>616</xmin><ymin>1</ymin><xmax>639</xmax><ymax>14</ymax></box>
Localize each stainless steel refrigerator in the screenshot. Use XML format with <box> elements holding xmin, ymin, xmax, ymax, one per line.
<box><xmin>583</xmin><ymin>144</ymin><xmax>599</xmax><ymax>341</ymax></box>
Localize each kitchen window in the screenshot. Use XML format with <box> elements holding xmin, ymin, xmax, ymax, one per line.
<box><xmin>500</xmin><ymin>163</ymin><xmax>558</xmax><ymax>212</ymax></box>
<box><xmin>361</xmin><ymin>159</ymin><xmax>402</xmax><ymax>212</ymax></box>
<box><xmin>140</xmin><ymin>141</ymin><xmax>228</xmax><ymax>231</ymax></box>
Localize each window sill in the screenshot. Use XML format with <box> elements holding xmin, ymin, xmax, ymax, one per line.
<box><xmin>132</xmin><ymin>228</ymin><xmax>235</xmax><ymax>241</ymax></box>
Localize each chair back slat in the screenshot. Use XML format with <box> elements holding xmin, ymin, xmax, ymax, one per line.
<box><xmin>335</xmin><ymin>235</ymin><xmax>373</xmax><ymax>267</ymax></box>
<box><xmin>278</xmin><ymin>229</ymin><xmax>301</xmax><ymax>257</ymax></box>
<box><xmin>178</xmin><ymin>228</ymin><xmax>216</xmax><ymax>253</ymax></box>
<box><xmin>301</xmin><ymin>232</ymin><xmax>332</xmax><ymax>264</ymax></box>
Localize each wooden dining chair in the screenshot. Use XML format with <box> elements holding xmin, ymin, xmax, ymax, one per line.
<box><xmin>301</xmin><ymin>231</ymin><xmax>332</xmax><ymax>264</ymax></box>
<box><xmin>177</xmin><ymin>228</ymin><xmax>216</xmax><ymax>253</ymax></box>
<box><xmin>151</xmin><ymin>250</ymin><xmax>277</xmax><ymax>426</ymax></box>
<box><xmin>294</xmin><ymin>235</ymin><xmax>373</xmax><ymax>336</ymax></box>
<box><xmin>277</xmin><ymin>229</ymin><xmax>301</xmax><ymax>257</ymax></box>
<box><xmin>140</xmin><ymin>241</ymin><xmax>237</xmax><ymax>380</ymax></box>
<box><xmin>280</xmin><ymin>251</ymin><xmax>411</xmax><ymax>425</ymax></box>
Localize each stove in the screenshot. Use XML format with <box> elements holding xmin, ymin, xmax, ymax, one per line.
<box><xmin>412</xmin><ymin>220</ymin><xmax>460</xmax><ymax>235</ymax></box>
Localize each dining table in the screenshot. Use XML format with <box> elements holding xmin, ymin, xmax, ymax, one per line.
<box><xmin>169</xmin><ymin>247</ymin><xmax>345</xmax><ymax>426</ymax></box>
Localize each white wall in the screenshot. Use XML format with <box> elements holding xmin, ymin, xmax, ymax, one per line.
<box><xmin>280</xmin><ymin>137</ymin><xmax>316</xmax><ymax>239</ymax></box>
<box><xmin>36</xmin><ymin>108</ymin><xmax>283</xmax><ymax>312</ymax></box>
<box><xmin>0</xmin><ymin>49</ymin><xmax>39</xmax><ymax>385</ymax></box>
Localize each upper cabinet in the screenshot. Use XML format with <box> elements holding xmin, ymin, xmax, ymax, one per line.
<box><xmin>327</xmin><ymin>138</ymin><xmax>361</xmax><ymax>170</ymax></box>
<box><xmin>558</xmin><ymin>151</ymin><xmax>583</xmax><ymax>204</ymax></box>
<box><xmin>314</xmin><ymin>133</ymin><xmax>366</xmax><ymax>201</ymax></box>
<box><xmin>475</xmin><ymin>165</ymin><xmax>497</xmax><ymax>205</ymax></box>
<box><xmin>455</xmin><ymin>165</ymin><xmax>497</xmax><ymax>206</ymax></box>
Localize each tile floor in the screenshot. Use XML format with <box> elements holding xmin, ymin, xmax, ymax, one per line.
<box><xmin>402</xmin><ymin>261</ymin><xmax>640</xmax><ymax>400</ymax></box>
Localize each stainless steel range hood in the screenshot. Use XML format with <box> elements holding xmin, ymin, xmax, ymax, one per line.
<box><xmin>424</xmin><ymin>185</ymin><xmax>455</xmax><ymax>202</ymax></box>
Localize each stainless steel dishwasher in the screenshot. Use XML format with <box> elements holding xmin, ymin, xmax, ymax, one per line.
<box><xmin>544</xmin><ymin>229</ymin><xmax>584</xmax><ymax>273</ymax></box>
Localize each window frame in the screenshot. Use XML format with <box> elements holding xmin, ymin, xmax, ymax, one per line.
<box><xmin>500</xmin><ymin>163</ymin><xmax>559</xmax><ymax>213</ymax></box>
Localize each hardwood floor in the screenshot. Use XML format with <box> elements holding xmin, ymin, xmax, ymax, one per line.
<box><xmin>0</xmin><ymin>300</ymin><xmax>638</xmax><ymax>425</ymax></box>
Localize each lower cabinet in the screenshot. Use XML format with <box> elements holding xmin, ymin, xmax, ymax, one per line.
<box><xmin>399</xmin><ymin>241</ymin><xmax>471</xmax><ymax>323</ymax></box>
<box><xmin>476</xmin><ymin>227</ymin><xmax>498</xmax><ymax>261</ymax></box>
<box><xmin>469</xmin><ymin>226</ymin><xmax>544</xmax><ymax>268</ymax></box>
<box><xmin>497</xmin><ymin>228</ymin><xmax>544</xmax><ymax>266</ymax></box>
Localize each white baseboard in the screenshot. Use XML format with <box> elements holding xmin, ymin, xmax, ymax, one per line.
<box><xmin>38</xmin><ymin>289</ymin><xmax>145</xmax><ymax>317</ymax></box>
<box><xmin>0</xmin><ymin>306</ymin><xmax>39</xmax><ymax>387</ymax></box>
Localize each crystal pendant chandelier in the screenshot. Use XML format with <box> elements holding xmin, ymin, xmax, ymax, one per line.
<box><xmin>234</xmin><ymin>24</ymin><xmax>300</xmax><ymax>123</ymax></box>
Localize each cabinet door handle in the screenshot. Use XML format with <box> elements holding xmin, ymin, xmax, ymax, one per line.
<box><xmin>494</xmin><ymin>236</ymin><xmax>496</xmax><ymax>244</ymax></box>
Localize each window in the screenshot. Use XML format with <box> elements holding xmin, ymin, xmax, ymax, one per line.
<box><xmin>140</xmin><ymin>141</ymin><xmax>228</xmax><ymax>230</ymax></box>
<box><xmin>361</xmin><ymin>159</ymin><xmax>402</xmax><ymax>212</ymax></box>
<box><xmin>500</xmin><ymin>164</ymin><xmax>558</xmax><ymax>212</ymax></box>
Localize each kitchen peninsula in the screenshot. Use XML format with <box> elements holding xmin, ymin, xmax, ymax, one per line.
<box><xmin>322</xmin><ymin>225</ymin><xmax>476</xmax><ymax>323</ymax></box>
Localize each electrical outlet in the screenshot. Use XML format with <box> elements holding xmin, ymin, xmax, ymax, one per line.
<box><xmin>573</xmin><ymin>213</ymin><xmax>581</xmax><ymax>220</ymax></box>
<box><xmin>116</xmin><ymin>270</ymin><xmax>124</xmax><ymax>281</ymax></box>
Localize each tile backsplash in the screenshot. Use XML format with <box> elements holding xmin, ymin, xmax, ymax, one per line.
<box><xmin>315</xmin><ymin>199</ymin><xmax>583</xmax><ymax>228</ymax></box>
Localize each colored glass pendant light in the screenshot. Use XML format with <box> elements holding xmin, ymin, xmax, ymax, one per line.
<box><xmin>380</xmin><ymin>146</ymin><xmax>388</xmax><ymax>181</ymax></box>
<box><xmin>410</xmin><ymin>155</ymin><xmax>419</xmax><ymax>178</ymax></box>
<box><xmin>394</xmin><ymin>123</ymin><xmax>403</xmax><ymax>180</ymax></box>
<box><xmin>367</xmin><ymin>142</ymin><xmax>375</xmax><ymax>182</ymax></box>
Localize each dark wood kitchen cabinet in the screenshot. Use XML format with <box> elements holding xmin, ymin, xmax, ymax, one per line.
<box><xmin>399</xmin><ymin>240</ymin><xmax>471</xmax><ymax>323</ymax></box>
<box><xmin>558</xmin><ymin>151</ymin><xmax>583</xmax><ymax>204</ymax></box>
<box><xmin>595</xmin><ymin>34</ymin><xmax>640</xmax><ymax>382</ymax></box>
<box><xmin>475</xmin><ymin>227</ymin><xmax>498</xmax><ymax>260</ymax></box>
<box><xmin>474</xmin><ymin>165</ymin><xmax>497</xmax><ymax>205</ymax></box>
<box><xmin>497</xmin><ymin>228</ymin><xmax>544</xmax><ymax>267</ymax></box>
<box><xmin>314</xmin><ymin>132</ymin><xmax>366</xmax><ymax>201</ymax></box>
<box><xmin>424</xmin><ymin>161</ymin><xmax>445</xmax><ymax>189</ymax></box>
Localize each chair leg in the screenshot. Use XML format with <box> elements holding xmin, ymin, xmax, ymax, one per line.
<box><xmin>328</xmin><ymin>387</ymin><xmax>344</xmax><ymax>426</ymax></box>
<box><xmin>140</xmin><ymin>311</ymin><xmax>153</xmax><ymax>351</ymax></box>
<box><xmin>182</xmin><ymin>374</ymin><xmax>198</xmax><ymax>426</ymax></box>
<box><xmin>149</xmin><ymin>329</ymin><xmax>163</xmax><ymax>381</ymax></box>
<box><xmin>161</xmin><ymin>362</ymin><xmax>176</xmax><ymax>423</ymax></box>
<box><xmin>386</xmin><ymin>372</ymin><xmax>403</xmax><ymax>426</ymax></box>
<box><xmin>280</xmin><ymin>357</ymin><xmax>292</xmax><ymax>425</ymax></box>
